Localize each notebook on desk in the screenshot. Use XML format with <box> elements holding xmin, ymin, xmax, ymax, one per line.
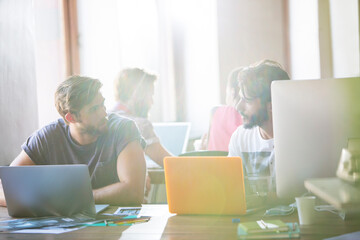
<box><xmin>164</xmin><ymin>156</ymin><xmax>247</xmax><ymax>215</ymax></box>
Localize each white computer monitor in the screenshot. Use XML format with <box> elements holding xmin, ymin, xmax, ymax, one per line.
<box><xmin>272</xmin><ymin>77</ymin><xmax>360</xmax><ymax>199</ymax></box>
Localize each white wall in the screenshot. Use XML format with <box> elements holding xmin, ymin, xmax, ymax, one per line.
<box><xmin>330</xmin><ymin>0</ymin><xmax>360</xmax><ymax>78</ymax></box>
<box><xmin>289</xmin><ymin>0</ymin><xmax>359</xmax><ymax>80</ymax></box>
<box><xmin>217</xmin><ymin>0</ymin><xmax>288</xmax><ymax>100</ymax></box>
<box><xmin>288</xmin><ymin>0</ymin><xmax>321</xmax><ymax>80</ymax></box>
<box><xmin>77</xmin><ymin>0</ymin><xmax>122</xmax><ymax>109</ymax></box>
<box><xmin>34</xmin><ymin>0</ymin><xmax>67</xmax><ymax>126</ymax></box>
<box><xmin>0</xmin><ymin>0</ymin><xmax>39</xmax><ymax>164</ymax></box>
<box><xmin>0</xmin><ymin>0</ymin><xmax>67</xmax><ymax>164</ymax></box>
<box><xmin>172</xmin><ymin>0</ymin><xmax>220</xmax><ymax>137</ymax></box>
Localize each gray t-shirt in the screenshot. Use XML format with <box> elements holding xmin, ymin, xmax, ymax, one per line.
<box><xmin>22</xmin><ymin>113</ymin><xmax>145</xmax><ymax>189</ymax></box>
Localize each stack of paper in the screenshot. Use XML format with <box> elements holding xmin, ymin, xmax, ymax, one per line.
<box><xmin>237</xmin><ymin>220</ymin><xmax>300</xmax><ymax>239</ymax></box>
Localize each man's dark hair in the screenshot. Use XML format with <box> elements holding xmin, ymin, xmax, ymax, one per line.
<box><xmin>238</xmin><ymin>60</ymin><xmax>290</xmax><ymax>103</ymax></box>
<box><xmin>55</xmin><ymin>76</ymin><xmax>102</xmax><ymax>123</ymax></box>
<box><xmin>227</xmin><ymin>66</ymin><xmax>244</xmax><ymax>103</ymax></box>
<box><xmin>114</xmin><ymin>68</ymin><xmax>157</xmax><ymax>103</ymax></box>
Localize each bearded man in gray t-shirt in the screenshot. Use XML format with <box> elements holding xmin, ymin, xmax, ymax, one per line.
<box><xmin>0</xmin><ymin>76</ymin><xmax>146</xmax><ymax>206</ymax></box>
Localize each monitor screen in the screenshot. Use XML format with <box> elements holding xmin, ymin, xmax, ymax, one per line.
<box><xmin>272</xmin><ymin>77</ymin><xmax>360</xmax><ymax>199</ymax></box>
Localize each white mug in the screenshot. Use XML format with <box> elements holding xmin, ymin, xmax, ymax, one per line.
<box><xmin>295</xmin><ymin>196</ymin><xmax>316</xmax><ymax>225</ymax></box>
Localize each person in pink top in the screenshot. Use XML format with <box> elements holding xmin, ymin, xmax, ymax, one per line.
<box><xmin>200</xmin><ymin>67</ymin><xmax>243</xmax><ymax>151</ymax></box>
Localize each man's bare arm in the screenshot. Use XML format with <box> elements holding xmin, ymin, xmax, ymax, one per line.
<box><xmin>144</xmin><ymin>142</ymin><xmax>172</xmax><ymax>167</ymax></box>
<box><xmin>10</xmin><ymin>150</ymin><xmax>35</xmax><ymax>166</ymax></box>
<box><xmin>92</xmin><ymin>141</ymin><xmax>146</xmax><ymax>205</ymax></box>
<box><xmin>0</xmin><ymin>151</ymin><xmax>35</xmax><ymax>206</ymax></box>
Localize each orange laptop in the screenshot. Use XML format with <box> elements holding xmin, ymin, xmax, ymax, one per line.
<box><xmin>164</xmin><ymin>156</ymin><xmax>246</xmax><ymax>215</ymax></box>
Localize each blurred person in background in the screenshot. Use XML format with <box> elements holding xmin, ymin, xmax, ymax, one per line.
<box><xmin>111</xmin><ymin>68</ymin><xmax>172</xmax><ymax>168</ymax></box>
<box><xmin>112</xmin><ymin>68</ymin><xmax>173</xmax><ymax>201</ymax></box>
<box><xmin>197</xmin><ymin>67</ymin><xmax>243</xmax><ymax>151</ymax></box>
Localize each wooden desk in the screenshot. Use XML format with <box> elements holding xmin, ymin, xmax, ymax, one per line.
<box><xmin>0</xmin><ymin>204</ymin><xmax>360</xmax><ymax>239</ymax></box>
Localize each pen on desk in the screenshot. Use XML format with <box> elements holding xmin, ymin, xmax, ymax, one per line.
<box><xmin>113</xmin><ymin>219</ymin><xmax>149</xmax><ymax>224</ymax></box>
<box><xmin>109</xmin><ymin>218</ymin><xmax>150</xmax><ymax>225</ymax></box>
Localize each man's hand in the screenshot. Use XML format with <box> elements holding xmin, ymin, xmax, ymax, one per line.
<box><xmin>144</xmin><ymin>142</ymin><xmax>171</xmax><ymax>167</ymax></box>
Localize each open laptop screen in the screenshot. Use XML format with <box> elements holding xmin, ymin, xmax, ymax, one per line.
<box><xmin>153</xmin><ymin>122</ymin><xmax>191</xmax><ymax>156</ymax></box>
<box><xmin>0</xmin><ymin>164</ymin><xmax>96</xmax><ymax>217</ymax></box>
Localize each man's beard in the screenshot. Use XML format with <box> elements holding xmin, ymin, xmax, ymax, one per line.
<box><xmin>81</xmin><ymin>125</ymin><xmax>108</xmax><ymax>136</ymax></box>
<box><xmin>242</xmin><ymin>105</ymin><xmax>269</xmax><ymax>129</ymax></box>
<box><xmin>80</xmin><ymin>119</ymin><xmax>108</xmax><ymax>136</ymax></box>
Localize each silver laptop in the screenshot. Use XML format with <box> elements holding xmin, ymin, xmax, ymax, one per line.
<box><xmin>153</xmin><ymin>122</ymin><xmax>191</xmax><ymax>156</ymax></box>
<box><xmin>272</xmin><ymin>77</ymin><xmax>360</xmax><ymax>199</ymax></box>
<box><xmin>146</xmin><ymin>122</ymin><xmax>191</xmax><ymax>168</ymax></box>
<box><xmin>0</xmin><ymin>164</ymin><xmax>96</xmax><ymax>218</ymax></box>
